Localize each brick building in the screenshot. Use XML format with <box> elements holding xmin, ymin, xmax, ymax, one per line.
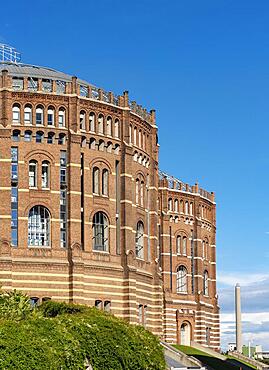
<box><xmin>0</xmin><ymin>55</ymin><xmax>220</xmax><ymax>350</ymax></box>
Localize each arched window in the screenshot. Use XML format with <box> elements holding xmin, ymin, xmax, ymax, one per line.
<box><xmin>12</xmin><ymin>104</ymin><xmax>20</xmax><ymax>123</ymax></box>
<box><xmin>36</xmin><ymin>105</ymin><xmax>44</xmax><ymax>125</ymax></box>
<box><xmin>140</xmin><ymin>181</ymin><xmax>144</xmax><ymax>206</ymax></box>
<box><xmin>135</xmin><ymin>221</ymin><xmax>144</xmax><ymax>259</ymax></box>
<box><xmin>107</xmin><ymin>142</ymin><xmax>112</xmax><ymax>153</ymax></box>
<box><xmin>47</xmin><ymin>132</ymin><xmax>55</xmax><ymax>144</ymax></box>
<box><xmin>185</xmin><ymin>201</ymin><xmax>189</xmax><ymax>214</ymax></box>
<box><xmin>24</xmin><ymin>130</ymin><xmax>32</xmax><ymax>142</ymax></box>
<box><xmin>80</xmin><ymin>111</ymin><xmax>86</xmax><ymax>130</ymax></box>
<box><xmin>58</xmin><ymin>108</ymin><xmax>66</xmax><ymax>127</ymax></box>
<box><xmin>175</xmin><ymin>199</ymin><xmax>179</xmax><ymax>212</ymax></box>
<box><xmin>36</xmin><ymin>131</ymin><xmax>44</xmax><ymax>143</ymax></box>
<box><xmin>29</xmin><ymin>160</ymin><xmax>37</xmax><ymax>188</ymax></box>
<box><xmin>135</xmin><ymin>179</ymin><xmax>139</xmax><ymax>204</ymax></box>
<box><xmin>81</xmin><ymin>136</ymin><xmax>87</xmax><ymax>148</ymax></box>
<box><xmin>202</xmin><ymin>240</ymin><xmax>205</xmax><ymax>258</ymax></box>
<box><xmin>176</xmin><ymin>235</ymin><xmax>181</xmax><ymax>255</ymax></box>
<box><xmin>92</xmin><ymin>167</ymin><xmax>99</xmax><ymax>194</ymax></box>
<box><xmin>114</xmin><ymin>119</ymin><xmax>119</xmax><ymax>138</ymax></box>
<box><xmin>28</xmin><ymin>206</ymin><xmax>50</xmax><ymax>247</ymax></box>
<box><xmin>138</xmin><ymin>130</ymin><xmax>142</xmax><ymax>147</ymax></box>
<box><xmin>206</xmin><ymin>327</ymin><xmax>210</xmax><ymax>345</ymax></box>
<box><xmin>58</xmin><ymin>133</ymin><xmax>66</xmax><ymax>145</ymax></box>
<box><xmin>180</xmin><ymin>199</ymin><xmax>184</xmax><ymax>213</ymax></box>
<box><xmin>190</xmin><ymin>202</ymin><xmax>193</xmax><ymax>216</ymax></box>
<box><xmin>106</xmin><ymin>116</ymin><xmax>112</xmax><ymax>136</ymax></box>
<box><xmin>41</xmin><ymin>161</ymin><xmax>50</xmax><ymax>189</ymax></box>
<box><xmin>102</xmin><ymin>169</ymin><xmax>108</xmax><ymax>196</ymax></box>
<box><xmin>182</xmin><ymin>236</ymin><xmax>187</xmax><ymax>255</ymax></box>
<box><xmin>89</xmin><ymin>138</ymin><xmax>96</xmax><ymax>150</ymax></box>
<box><xmin>143</xmin><ymin>132</ymin><xmax>146</xmax><ymax>150</ymax></box>
<box><xmin>98</xmin><ymin>140</ymin><xmax>105</xmax><ymax>151</ymax></box>
<box><xmin>204</xmin><ymin>270</ymin><xmax>209</xmax><ymax>296</ymax></box>
<box><xmin>24</xmin><ymin>104</ymin><xmax>32</xmax><ymax>125</ymax></box>
<box><xmin>98</xmin><ymin>114</ymin><xmax>104</xmax><ymax>134</ymax></box>
<box><xmin>12</xmin><ymin>130</ymin><xmax>20</xmax><ymax>142</ymax></box>
<box><xmin>47</xmin><ymin>106</ymin><xmax>55</xmax><ymax>126</ymax></box>
<box><xmin>134</xmin><ymin>127</ymin><xmax>137</xmax><ymax>145</ymax></box>
<box><xmin>89</xmin><ymin>112</ymin><xmax>95</xmax><ymax>132</ymax></box>
<box><xmin>129</xmin><ymin>125</ymin><xmax>132</xmax><ymax>144</ymax></box>
<box><xmin>168</xmin><ymin>198</ymin><xmax>173</xmax><ymax>211</ymax></box>
<box><xmin>114</xmin><ymin>144</ymin><xmax>120</xmax><ymax>155</ymax></box>
<box><xmin>92</xmin><ymin>212</ymin><xmax>109</xmax><ymax>251</ymax></box>
<box><xmin>176</xmin><ymin>266</ymin><xmax>187</xmax><ymax>293</ymax></box>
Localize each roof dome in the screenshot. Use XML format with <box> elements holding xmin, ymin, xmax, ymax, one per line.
<box><xmin>0</xmin><ymin>62</ymin><xmax>88</xmax><ymax>85</ymax></box>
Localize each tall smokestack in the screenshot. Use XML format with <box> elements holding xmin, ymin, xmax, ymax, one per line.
<box><xmin>235</xmin><ymin>283</ymin><xmax>242</xmax><ymax>353</ymax></box>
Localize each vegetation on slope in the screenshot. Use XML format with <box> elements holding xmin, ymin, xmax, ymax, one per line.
<box><xmin>174</xmin><ymin>344</ymin><xmax>256</xmax><ymax>370</ymax></box>
<box><xmin>0</xmin><ymin>291</ymin><xmax>166</xmax><ymax>370</ymax></box>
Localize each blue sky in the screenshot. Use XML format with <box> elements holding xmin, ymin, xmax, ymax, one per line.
<box><xmin>2</xmin><ymin>0</ymin><xmax>269</xmax><ymax>349</ymax></box>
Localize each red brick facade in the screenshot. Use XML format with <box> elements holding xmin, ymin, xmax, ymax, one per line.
<box><xmin>0</xmin><ymin>62</ymin><xmax>220</xmax><ymax>350</ymax></box>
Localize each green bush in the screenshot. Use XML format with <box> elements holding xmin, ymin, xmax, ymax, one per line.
<box><xmin>0</xmin><ymin>293</ymin><xmax>165</xmax><ymax>370</ymax></box>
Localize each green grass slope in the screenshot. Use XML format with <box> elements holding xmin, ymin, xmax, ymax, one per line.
<box><xmin>173</xmin><ymin>345</ymin><xmax>256</xmax><ymax>370</ymax></box>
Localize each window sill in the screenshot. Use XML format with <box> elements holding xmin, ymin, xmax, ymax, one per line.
<box><xmin>29</xmin><ymin>187</ymin><xmax>38</xmax><ymax>190</ymax></box>
<box><xmin>92</xmin><ymin>250</ymin><xmax>109</xmax><ymax>254</ymax></box>
<box><xmin>176</xmin><ymin>292</ymin><xmax>188</xmax><ymax>295</ymax></box>
<box><xmin>28</xmin><ymin>245</ymin><xmax>51</xmax><ymax>249</ymax></box>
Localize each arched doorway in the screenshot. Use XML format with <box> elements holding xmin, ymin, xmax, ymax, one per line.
<box><xmin>180</xmin><ymin>321</ymin><xmax>191</xmax><ymax>346</ymax></box>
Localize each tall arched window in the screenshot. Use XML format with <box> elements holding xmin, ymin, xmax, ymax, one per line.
<box><xmin>58</xmin><ymin>108</ymin><xmax>66</xmax><ymax>127</ymax></box>
<box><xmin>134</xmin><ymin>127</ymin><xmax>137</xmax><ymax>145</ymax></box>
<box><xmin>47</xmin><ymin>106</ymin><xmax>55</xmax><ymax>126</ymax></box>
<box><xmin>185</xmin><ymin>201</ymin><xmax>189</xmax><ymax>214</ymax></box>
<box><xmin>41</xmin><ymin>161</ymin><xmax>50</xmax><ymax>189</ymax></box>
<box><xmin>80</xmin><ymin>111</ymin><xmax>86</xmax><ymax>130</ymax></box>
<box><xmin>168</xmin><ymin>198</ymin><xmax>173</xmax><ymax>211</ymax></box>
<box><xmin>138</xmin><ymin>130</ymin><xmax>142</xmax><ymax>147</ymax></box>
<box><xmin>106</xmin><ymin>116</ymin><xmax>112</xmax><ymax>136</ymax></box>
<box><xmin>140</xmin><ymin>181</ymin><xmax>144</xmax><ymax>206</ymax></box>
<box><xmin>175</xmin><ymin>199</ymin><xmax>179</xmax><ymax>213</ymax></box>
<box><xmin>114</xmin><ymin>119</ymin><xmax>119</xmax><ymax>138</ymax></box>
<box><xmin>135</xmin><ymin>221</ymin><xmax>144</xmax><ymax>259</ymax></box>
<box><xmin>92</xmin><ymin>167</ymin><xmax>99</xmax><ymax>194</ymax></box>
<box><xmin>24</xmin><ymin>105</ymin><xmax>32</xmax><ymax>125</ymax></box>
<box><xmin>182</xmin><ymin>236</ymin><xmax>187</xmax><ymax>255</ymax></box>
<box><xmin>12</xmin><ymin>104</ymin><xmax>20</xmax><ymax>124</ymax></box>
<box><xmin>36</xmin><ymin>105</ymin><xmax>44</xmax><ymax>125</ymax></box>
<box><xmin>202</xmin><ymin>240</ymin><xmax>205</xmax><ymax>258</ymax></box>
<box><xmin>203</xmin><ymin>270</ymin><xmax>209</xmax><ymax>296</ymax></box>
<box><xmin>176</xmin><ymin>235</ymin><xmax>181</xmax><ymax>255</ymax></box>
<box><xmin>28</xmin><ymin>206</ymin><xmax>50</xmax><ymax>247</ymax></box>
<box><xmin>89</xmin><ymin>138</ymin><xmax>96</xmax><ymax>150</ymax></box>
<box><xmin>190</xmin><ymin>202</ymin><xmax>193</xmax><ymax>216</ymax></box>
<box><xmin>29</xmin><ymin>160</ymin><xmax>37</xmax><ymax>188</ymax></box>
<box><xmin>92</xmin><ymin>212</ymin><xmax>109</xmax><ymax>251</ymax></box>
<box><xmin>129</xmin><ymin>125</ymin><xmax>132</xmax><ymax>144</ymax></box>
<box><xmin>176</xmin><ymin>266</ymin><xmax>187</xmax><ymax>293</ymax></box>
<box><xmin>98</xmin><ymin>114</ymin><xmax>104</xmax><ymax>134</ymax></box>
<box><xmin>102</xmin><ymin>169</ymin><xmax>108</xmax><ymax>196</ymax></box>
<box><xmin>180</xmin><ymin>199</ymin><xmax>184</xmax><ymax>213</ymax></box>
<box><xmin>89</xmin><ymin>112</ymin><xmax>95</xmax><ymax>132</ymax></box>
<box><xmin>135</xmin><ymin>179</ymin><xmax>139</xmax><ymax>204</ymax></box>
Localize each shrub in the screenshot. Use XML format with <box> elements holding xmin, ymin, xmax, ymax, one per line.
<box><xmin>0</xmin><ymin>294</ymin><xmax>165</xmax><ymax>370</ymax></box>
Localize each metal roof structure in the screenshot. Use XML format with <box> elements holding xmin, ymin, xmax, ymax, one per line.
<box><xmin>0</xmin><ymin>61</ymin><xmax>89</xmax><ymax>85</ymax></box>
<box><xmin>0</xmin><ymin>44</ymin><xmax>21</xmax><ymax>63</ymax></box>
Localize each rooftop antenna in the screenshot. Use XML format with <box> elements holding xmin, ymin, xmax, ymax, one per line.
<box><xmin>0</xmin><ymin>44</ymin><xmax>21</xmax><ymax>63</ymax></box>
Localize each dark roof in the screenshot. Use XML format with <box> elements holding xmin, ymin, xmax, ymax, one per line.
<box><xmin>0</xmin><ymin>62</ymin><xmax>89</xmax><ymax>85</ymax></box>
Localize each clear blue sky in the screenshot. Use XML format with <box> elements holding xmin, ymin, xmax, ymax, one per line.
<box><xmin>2</xmin><ymin>0</ymin><xmax>269</xmax><ymax>348</ymax></box>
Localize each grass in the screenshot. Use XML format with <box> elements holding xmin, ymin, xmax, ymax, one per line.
<box><xmin>173</xmin><ymin>345</ymin><xmax>257</xmax><ymax>370</ymax></box>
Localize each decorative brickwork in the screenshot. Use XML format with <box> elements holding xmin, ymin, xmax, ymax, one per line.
<box><xmin>0</xmin><ymin>62</ymin><xmax>219</xmax><ymax>350</ymax></box>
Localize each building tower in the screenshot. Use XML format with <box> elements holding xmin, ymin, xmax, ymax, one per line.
<box><xmin>235</xmin><ymin>283</ymin><xmax>242</xmax><ymax>352</ymax></box>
